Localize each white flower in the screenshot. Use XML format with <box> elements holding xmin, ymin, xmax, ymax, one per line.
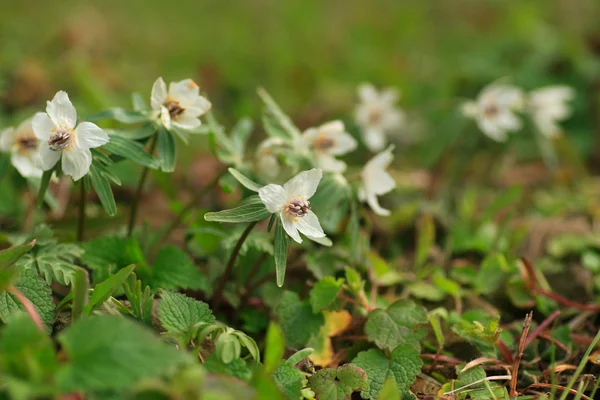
<box><xmin>301</xmin><ymin>120</ymin><xmax>357</xmax><ymax>173</ymax></box>
<box><xmin>0</xmin><ymin>118</ymin><xmax>43</xmax><ymax>178</ymax></box>
<box><xmin>256</xmin><ymin>137</ymin><xmax>285</xmax><ymax>181</ymax></box>
<box><xmin>151</xmin><ymin>77</ymin><xmax>212</xmax><ymax>133</ymax></box>
<box><xmin>462</xmin><ymin>83</ymin><xmax>525</xmax><ymax>142</ymax></box>
<box><xmin>258</xmin><ymin>168</ymin><xmax>326</xmax><ymax>244</ymax></box>
<box><xmin>359</xmin><ymin>145</ymin><xmax>396</xmax><ymax>216</ymax></box>
<box><xmin>355</xmin><ymin>83</ymin><xmax>405</xmax><ymax>152</ymax></box>
<box><xmin>528</xmin><ymin>85</ymin><xmax>574</xmax><ymax>138</ymax></box>
<box><xmin>32</xmin><ymin>91</ymin><xmax>109</xmax><ymax>181</ymax></box>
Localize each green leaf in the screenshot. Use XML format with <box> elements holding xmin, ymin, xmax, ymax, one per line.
<box><xmin>309</xmin><ymin>277</ymin><xmax>344</xmax><ymax>313</ymax></box>
<box><xmin>36</xmin><ymin>168</ymin><xmax>54</xmax><ymax>208</ymax></box>
<box><xmin>146</xmin><ymin>246</ymin><xmax>208</xmax><ymax>291</ymax></box>
<box><xmin>276</xmin><ymin>291</ymin><xmax>324</xmax><ymax>348</ymax></box>
<box><xmin>85</xmin><ymin>264</ymin><xmax>135</xmax><ymax>314</ymax></box>
<box><xmin>86</xmin><ymin>108</ymin><xmax>149</xmax><ymax>124</ymax></box>
<box><xmin>352</xmin><ymin>346</ymin><xmax>423</xmax><ymax>400</ymax></box>
<box><xmin>0</xmin><ymin>268</ymin><xmax>55</xmax><ymax>330</ymax></box>
<box><xmin>451</xmin><ymin>315</ymin><xmax>502</xmax><ymax>357</ymax></box>
<box><xmin>0</xmin><ymin>240</ymin><xmax>35</xmax><ymax>269</ymax></box>
<box><xmin>157</xmin><ymin>290</ymin><xmax>215</xmax><ymax>335</ymax></box>
<box><xmin>308</xmin><ymin>364</ymin><xmax>367</xmax><ymax>400</ymax></box>
<box><xmin>454</xmin><ymin>365</ymin><xmax>508</xmax><ymax>400</ymax></box>
<box><xmin>231</xmin><ymin>117</ymin><xmax>254</xmax><ymax>154</ymax></box>
<box><xmin>257</xmin><ymin>88</ymin><xmax>301</xmax><ymax>140</ymax></box>
<box><xmin>204</xmin><ymin>195</ymin><xmax>271</xmax><ymax>223</ymax></box>
<box><xmin>216</xmin><ymin>332</ymin><xmax>241</xmax><ymax>364</ymax></box>
<box><xmin>103</xmin><ymin>134</ymin><xmax>159</xmax><ymax>169</ymax></box>
<box><xmin>131</xmin><ymin>92</ymin><xmax>148</xmax><ymax>112</ymax></box>
<box><xmin>377</xmin><ymin>377</ymin><xmax>401</xmax><ymax>400</ymax></box>
<box><xmin>204</xmin><ymin>353</ymin><xmax>252</xmax><ymax>382</ymax></box>
<box><xmin>81</xmin><ymin>236</ymin><xmax>146</xmax><ymax>283</ymax></box>
<box><xmin>0</xmin><ymin>313</ymin><xmax>57</xmax><ymax>398</ymax></box>
<box><xmin>228</xmin><ymin>168</ymin><xmax>263</xmax><ymax>192</ymax></box>
<box><xmin>56</xmin><ymin>315</ymin><xmax>189</xmax><ymax>392</ymax></box>
<box><xmin>364</xmin><ymin>300</ymin><xmax>428</xmax><ymax>351</ymax></box>
<box><xmin>273</xmin><ymin>362</ymin><xmax>304</xmax><ymax>400</ymax></box>
<box><xmin>111</xmin><ymin>124</ymin><xmax>155</xmax><ymax>140</ymax></box>
<box><xmin>264</xmin><ymin>322</ymin><xmax>285</xmax><ymax>374</ymax></box>
<box><xmin>17</xmin><ymin>243</ymin><xmax>83</xmax><ymax>286</ymax></box>
<box><xmin>474</xmin><ymin>253</ymin><xmax>510</xmax><ymax>295</ymax></box>
<box><xmin>157</xmin><ymin>127</ymin><xmax>176</xmax><ymax>172</ymax></box>
<box><xmin>287</xmin><ymin>348</ymin><xmax>314</xmax><ymax>367</ymax></box>
<box><xmin>89</xmin><ymin>164</ymin><xmax>117</xmax><ymax>216</ymax></box>
<box><xmin>274</xmin><ymin>220</ymin><xmax>288</xmax><ymax>287</ymax></box>
<box><xmin>415</xmin><ymin>214</ymin><xmax>435</xmax><ymax>268</ymax></box>
<box><xmin>71</xmin><ymin>268</ymin><xmax>89</xmax><ymax>322</ymax></box>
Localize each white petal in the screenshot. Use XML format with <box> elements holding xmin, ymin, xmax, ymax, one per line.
<box><xmin>496</xmin><ymin>111</ymin><xmax>522</xmax><ymax>132</ymax></box>
<box><xmin>362</xmin><ymin>146</ymin><xmax>396</xmax><ymax>195</ymax></box>
<box><xmin>160</xmin><ymin>106</ymin><xmax>172</xmax><ymax>130</ymax></box>
<box><xmin>62</xmin><ymin>148</ymin><xmax>92</xmax><ymax>181</ymax></box>
<box><xmin>362</xmin><ymin>127</ymin><xmax>386</xmax><ymax>152</ymax></box>
<box><xmin>184</xmin><ymin>96</ymin><xmax>212</xmax><ymax>117</ymax></box>
<box><xmin>75</xmin><ymin>122</ymin><xmax>109</xmax><ymax>149</ymax></box>
<box><xmin>366</xmin><ymin>192</ymin><xmax>391</xmax><ymax>216</ymax></box>
<box><xmin>258</xmin><ymin>184</ymin><xmax>287</xmax><ymax>213</ymax></box>
<box><xmin>11</xmin><ymin>154</ymin><xmax>42</xmax><ymax>178</ymax></box>
<box><xmin>16</xmin><ymin>117</ymin><xmax>34</xmax><ymax>135</ymax></box>
<box><xmin>380</xmin><ymin>88</ymin><xmax>400</xmax><ymax>104</ymax></box>
<box><xmin>296</xmin><ymin>211</ymin><xmax>325</xmax><ymax>238</ymax></box>
<box><xmin>0</xmin><ymin>127</ymin><xmax>17</xmax><ymax>151</ymax></box>
<box><xmin>168</xmin><ymin>79</ymin><xmax>199</xmax><ymax>107</ymax></box>
<box><xmin>280</xmin><ymin>212</ymin><xmax>302</xmax><ymax>243</ymax></box>
<box><xmin>358</xmin><ymin>83</ymin><xmax>378</xmax><ymax>103</ymax></box>
<box><xmin>301</xmin><ymin>127</ymin><xmax>320</xmax><ymax>144</ymax></box>
<box><xmin>32</xmin><ymin>113</ymin><xmax>55</xmax><ymax>141</ymax></box>
<box><xmin>316</xmin><ymin>153</ymin><xmax>346</xmax><ymax>173</ymax></box>
<box><xmin>283</xmin><ymin>168</ymin><xmax>322</xmax><ymax>199</ymax></box>
<box><xmin>172</xmin><ymin>115</ymin><xmax>201</xmax><ymax>131</ymax></box>
<box><xmin>151</xmin><ymin>77</ymin><xmax>168</xmax><ymax>110</ymax></box>
<box><xmin>37</xmin><ymin>141</ymin><xmax>61</xmax><ymax>170</ymax></box>
<box><xmin>328</xmin><ymin>131</ymin><xmax>357</xmax><ymax>156</ymax></box>
<box><xmin>319</xmin><ymin>120</ymin><xmax>344</xmax><ymax>135</ymax></box>
<box><xmin>478</xmin><ymin>117</ymin><xmax>506</xmax><ymax>142</ymax></box>
<box><xmin>46</xmin><ymin>91</ymin><xmax>77</xmax><ymax>128</ymax></box>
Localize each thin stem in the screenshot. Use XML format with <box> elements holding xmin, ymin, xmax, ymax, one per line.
<box><xmin>127</xmin><ymin>133</ymin><xmax>158</xmax><ymax>237</ymax></box>
<box><xmin>211</xmin><ymin>221</ymin><xmax>258</xmax><ymax>310</ymax></box>
<box><xmin>77</xmin><ymin>181</ymin><xmax>86</xmax><ymax>242</ymax></box>
<box><xmin>7</xmin><ymin>285</ymin><xmax>44</xmax><ymax>332</ymax></box>
<box><xmin>558</xmin><ymin>328</ymin><xmax>600</xmax><ymax>400</ymax></box>
<box><xmin>510</xmin><ymin>311</ymin><xmax>533</xmax><ymax>397</ymax></box>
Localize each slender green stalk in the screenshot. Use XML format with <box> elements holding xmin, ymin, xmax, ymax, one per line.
<box><xmin>558</xmin><ymin>328</ymin><xmax>600</xmax><ymax>400</ymax></box>
<box><xmin>127</xmin><ymin>133</ymin><xmax>158</xmax><ymax>237</ymax></box>
<box><xmin>211</xmin><ymin>221</ymin><xmax>258</xmax><ymax>310</ymax></box>
<box><xmin>77</xmin><ymin>181</ymin><xmax>86</xmax><ymax>242</ymax></box>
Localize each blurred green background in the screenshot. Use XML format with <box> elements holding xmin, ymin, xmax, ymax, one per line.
<box><xmin>1</xmin><ymin>0</ymin><xmax>600</xmax><ymax>155</ymax></box>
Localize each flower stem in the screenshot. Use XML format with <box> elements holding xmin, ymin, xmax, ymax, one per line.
<box><xmin>127</xmin><ymin>133</ymin><xmax>158</xmax><ymax>237</ymax></box>
<box><xmin>211</xmin><ymin>220</ymin><xmax>258</xmax><ymax>310</ymax></box>
<box><xmin>77</xmin><ymin>181</ymin><xmax>86</xmax><ymax>242</ymax></box>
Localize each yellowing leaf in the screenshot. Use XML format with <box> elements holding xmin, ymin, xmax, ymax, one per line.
<box><xmin>309</xmin><ymin>310</ymin><xmax>352</xmax><ymax>367</ymax></box>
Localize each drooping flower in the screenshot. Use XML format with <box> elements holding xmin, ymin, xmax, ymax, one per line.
<box><xmin>462</xmin><ymin>83</ymin><xmax>525</xmax><ymax>142</ymax></box>
<box><xmin>355</xmin><ymin>83</ymin><xmax>405</xmax><ymax>152</ymax></box>
<box><xmin>32</xmin><ymin>91</ymin><xmax>109</xmax><ymax>181</ymax></box>
<box><xmin>359</xmin><ymin>145</ymin><xmax>396</xmax><ymax>216</ymax></box>
<box><xmin>258</xmin><ymin>168</ymin><xmax>326</xmax><ymax>244</ymax></box>
<box><xmin>151</xmin><ymin>77</ymin><xmax>212</xmax><ymax>134</ymax></box>
<box><xmin>301</xmin><ymin>120</ymin><xmax>357</xmax><ymax>173</ymax></box>
<box><xmin>528</xmin><ymin>85</ymin><xmax>574</xmax><ymax>138</ymax></box>
<box><xmin>0</xmin><ymin>118</ymin><xmax>43</xmax><ymax>178</ymax></box>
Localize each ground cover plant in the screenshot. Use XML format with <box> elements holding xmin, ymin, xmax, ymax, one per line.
<box><xmin>1</xmin><ymin>1</ymin><xmax>600</xmax><ymax>399</ymax></box>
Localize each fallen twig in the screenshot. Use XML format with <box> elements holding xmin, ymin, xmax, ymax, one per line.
<box><xmin>510</xmin><ymin>311</ymin><xmax>533</xmax><ymax>397</ymax></box>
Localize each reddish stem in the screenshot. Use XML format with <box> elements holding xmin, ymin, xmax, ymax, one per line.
<box><xmin>8</xmin><ymin>285</ymin><xmax>44</xmax><ymax>332</ymax></box>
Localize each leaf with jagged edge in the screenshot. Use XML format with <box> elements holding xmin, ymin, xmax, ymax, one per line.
<box><xmin>157</xmin><ymin>291</ymin><xmax>215</xmax><ymax>335</ymax></box>
<box><xmin>364</xmin><ymin>300</ymin><xmax>428</xmax><ymax>351</ymax></box>
<box><xmin>308</xmin><ymin>363</ymin><xmax>367</xmax><ymax>400</ymax></box>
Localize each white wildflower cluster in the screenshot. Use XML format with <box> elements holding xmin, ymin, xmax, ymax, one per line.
<box><xmin>462</xmin><ymin>81</ymin><xmax>574</xmax><ymax>141</ymax></box>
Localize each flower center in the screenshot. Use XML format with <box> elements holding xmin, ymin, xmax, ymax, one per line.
<box><xmin>483</xmin><ymin>103</ymin><xmax>499</xmax><ymax>118</ymax></box>
<box><xmin>368</xmin><ymin>108</ymin><xmax>383</xmax><ymax>125</ymax></box>
<box><xmin>313</xmin><ymin>135</ymin><xmax>335</xmax><ymax>151</ymax></box>
<box><xmin>164</xmin><ymin>98</ymin><xmax>185</xmax><ymax>120</ymax></box>
<box><xmin>284</xmin><ymin>196</ymin><xmax>310</xmax><ymax>221</ymax></box>
<box><xmin>49</xmin><ymin>127</ymin><xmax>75</xmax><ymax>151</ymax></box>
<box><xmin>16</xmin><ymin>132</ymin><xmax>38</xmax><ymax>154</ymax></box>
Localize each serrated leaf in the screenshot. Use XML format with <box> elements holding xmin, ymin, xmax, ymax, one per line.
<box><xmin>352</xmin><ymin>346</ymin><xmax>423</xmax><ymax>400</ymax></box>
<box><xmin>85</xmin><ymin>264</ymin><xmax>135</xmax><ymax>314</ymax></box>
<box><xmin>308</xmin><ymin>364</ymin><xmax>367</xmax><ymax>400</ymax></box>
<box><xmin>228</xmin><ymin>168</ymin><xmax>263</xmax><ymax>192</ymax></box>
<box><xmin>0</xmin><ymin>268</ymin><xmax>55</xmax><ymax>330</ymax></box>
<box><xmin>308</xmin><ymin>310</ymin><xmax>352</xmax><ymax>367</ymax></box>
<box><xmin>204</xmin><ymin>353</ymin><xmax>252</xmax><ymax>382</ymax></box>
<box><xmin>273</xmin><ymin>362</ymin><xmax>304</xmax><ymax>400</ymax></box>
<box><xmin>309</xmin><ymin>277</ymin><xmax>344</xmax><ymax>313</ymax></box>
<box><xmin>56</xmin><ymin>315</ymin><xmax>188</xmax><ymax>392</ymax></box>
<box><xmin>89</xmin><ymin>164</ymin><xmax>117</xmax><ymax>216</ymax></box>
<box><xmin>103</xmin><ymin>134</ymin><xmax>159</xmax><ymax>169</ymax></box>
<box><xmin>204</xmin><ymin>195</ymin><xmax>271</xmax><ymax>223</ymax></box>
<box><xmin>365</xmin><ymin>300</ymin><xmax>428</xmax><ymax>351</ymax></box>
<box><xmin>157</xmin><ymin>291</ymin><xmax>215</xmax><ymax>335</ymax></box>
<box><xmin>276</xmin><ymin>291</ymin><xmax>324</xmax><ymax>348</ymax></box>
<box><xmin>81</xmin><ymin>236</ymin><xmax>147</xmax><ymax>283</ymax></box>
<box><xmin>146</xmin><ymin>246</ymin><xmax>208</xmax><ymax>292</ymax></box>
<box><xmin>157</xmin><ymin>127</ymin><xmax>176</xmax><ymax>172</ymax></box>
<box><xmin>274</xmin><ymin>220</ymin><xmax>288</xmax><ymax>287</ymax></box>
<box><xmin>86</xmin><ymin>108</ymin><xmax>149</xmax><ymax>124</ymax></box>
<box><xmin>17</xmin><ymin>243</ymin><xmax>83</xmax><ymax>286</ymax></box>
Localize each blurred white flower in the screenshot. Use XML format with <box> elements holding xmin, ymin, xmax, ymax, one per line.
<box><xmin>0</xmin><ymin>118</ymin><xmax>43</xmax><ymax>178</ymax></box>
<box><xmin>462</xmin><ymin>83</ymin><xmax>525</xmax><ymax>142</ymax></box>
<box><xmin>355</xmin><ymin>83</ymin><xmax>405</xmax><ymax>152</ymax></box>
<box><xmin>32</xmin><ymin>91</ymin><xmax>109</xmax><ymax>181</ymax></box>
<box><xmin>301</xmin><ymin>120</ymin><xmax>357</xmax><ymax>173</ymax></box>
<box><xmin>359</xmin><ymin>145</ymin><xmax>396</xmax><ymax>216</ymax></box>
<box><xmin>528</xmin><ymin>85</ymin><xmax>574</xmax><ymax>138</ymax></box>
<box><xmin>259</xmin><ymin>168</ymin><xmax>326</xmax><ymax>244</ymax></box>
<box><xmin>256</xmin><ymin>137</ymin><xmax>285</xmax><ymax>181</ymax></box>
<box><xmin>151</xmin><ymin>77</ymin><xmax>212</xmax><ymax>133</ymax></box>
